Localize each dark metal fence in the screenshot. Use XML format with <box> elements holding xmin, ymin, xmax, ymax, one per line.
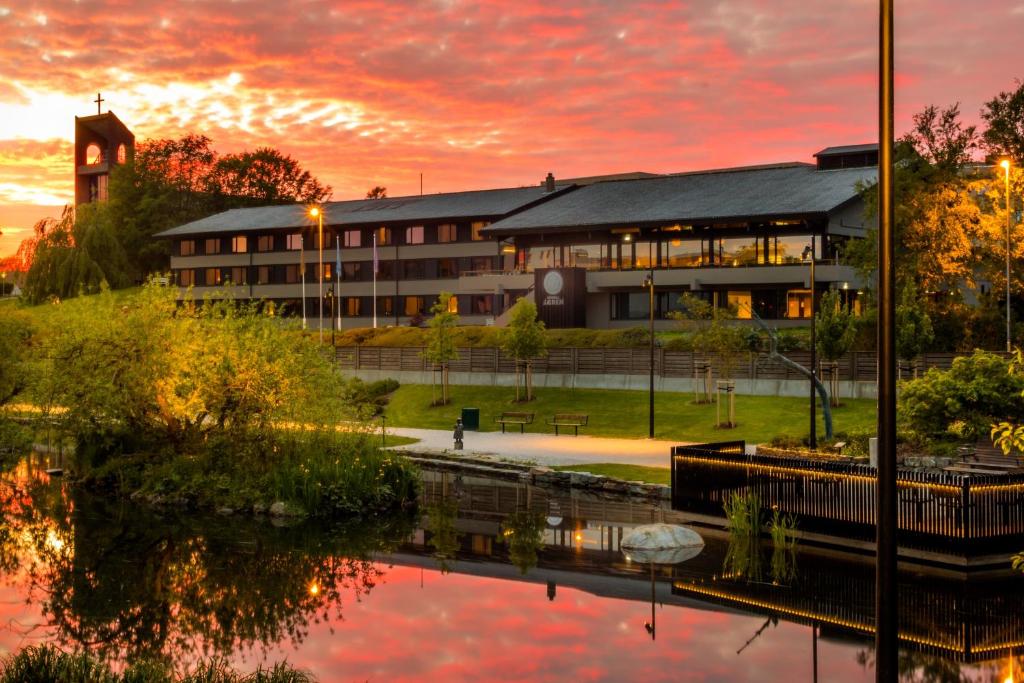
<box><xmin>671</xmin><ymin>441</ymin><xmax>1024</xmax><ymax>553</ymax></box>
<box><xmin>338</xmin><ymin>346</ymin><xmax>998</xmax><ymax>383</ymax></box>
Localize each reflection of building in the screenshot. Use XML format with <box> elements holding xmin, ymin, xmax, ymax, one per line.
<box><xmin>74</xmin><ymin>105</ymin><xmax>134</xmax><ymax>205</ymax></box>
<box><xmin>158</xmin><ymin>145</ymin><xmax>876</xmax><ymax>328</ymax></box>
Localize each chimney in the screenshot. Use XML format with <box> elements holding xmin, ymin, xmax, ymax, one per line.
<box><xmin>544</xmin><ymin>172</ymin><xmax>555</xmax><ymax>193</ymax></box>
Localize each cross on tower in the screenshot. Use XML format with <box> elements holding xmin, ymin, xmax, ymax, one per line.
<box><xmin>94</xmin><ymin>92</ymin><xmax>104</xmax><ymax>115</ymax></box>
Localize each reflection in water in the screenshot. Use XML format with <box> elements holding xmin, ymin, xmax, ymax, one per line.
<box><xmin>0</xmin><ymin>465</ymin><xmax>1021</xmax><ymax>681</ymax></box>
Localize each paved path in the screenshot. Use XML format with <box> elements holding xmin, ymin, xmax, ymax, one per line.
<box><xmin>387</xmin><ymin>426</ymin><xmax>681</xmax><ymax>468</ymax></box>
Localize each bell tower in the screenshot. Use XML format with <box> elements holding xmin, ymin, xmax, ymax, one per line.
<box><xmin>75</xmin><ymin>93</ymin><xmax>135</xmax><ymax>205</ymax></box>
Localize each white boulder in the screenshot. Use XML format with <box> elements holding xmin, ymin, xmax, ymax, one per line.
<box><xmin>621</xmin><ymin>523</ymin><xmax>704</xmax><ymax>564</ymax></box>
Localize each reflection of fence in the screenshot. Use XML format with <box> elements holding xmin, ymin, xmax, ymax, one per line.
<box><xmin>671</xmin><ymin>442</ymin><xmax>1024</xmax><ymax>552</ymax></box>
<box><xmin>338</xmin><ymin>347</ymin><xmax>1000</xmax><ymax>382</ymax></box>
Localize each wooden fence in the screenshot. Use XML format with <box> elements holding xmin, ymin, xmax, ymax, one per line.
<box><xmin>337</xmin><ymin>346</ymin><xmax>992</xmax><ymax>383</ymax></box>
<box><xmin>670</xmin><ymin>442</ymin><xmax>1024</xmax><ymax>553</ymax></box>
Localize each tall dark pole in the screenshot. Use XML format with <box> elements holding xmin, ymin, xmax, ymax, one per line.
<box><xmin>1006</xmin><ymin>161</ymin><xmax>1013</xmax><ymax>353</ymax></box>
<box><xmin>809</xmin><ymin>238</ymin><xmax>817</xmax><ymax>449</ymax></box>
<box><xmin>876</xmin><ymin>0</ymin><xmax>898</xmax><ymax>680</ymax></box>
<box><xmin>647</xmin><ymin>266</ymin><xmax>655</xmax><ymax>438</ymax></box>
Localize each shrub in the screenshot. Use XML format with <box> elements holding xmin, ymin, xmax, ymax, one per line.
<box><xmin>898</xmin><ymin>350</ymin><xmax>1024</xmax><ymax>441</ymax></box>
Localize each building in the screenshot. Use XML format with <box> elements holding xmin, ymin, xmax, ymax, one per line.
<box><xmin>75</xmin><ymin>101</ymin><xmax>134</xmax><ymax>205</ymax></box>
<box><xmin>157</xmin><ymin>145</ymin><xmax>877</xmax><ymax>329</ymax></box>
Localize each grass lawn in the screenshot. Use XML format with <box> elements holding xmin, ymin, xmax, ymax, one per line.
<box><xmin>385</xmin><ymin>383</ymin><xmax>876</xmax><ymax>444</ymax></box>
<box><xmin>552</xmin><ymin>463</ymin><xmax>671</xmax><ymax>485</ymax></box>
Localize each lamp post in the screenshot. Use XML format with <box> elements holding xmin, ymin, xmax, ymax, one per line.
<box><xmin>802</xmin><ymin>240</ymin><xmax>817</xmax><ymax>449</ymax></box>
<box><xmin>309</xmin><ymin>206</ymin><xmax>324</xmax><ymax>344</ymax></box>
<box><xmin>644</xmin><ymin>271</ymin><xmax>655</xmax><ymax>439</ymax></box>
<box><xmin>1003</xmin><ymin>159</ymin><xmax>1013</xmax><ymax>353</ymax></box>
<box><xmin>1</xmin><ymin>272</ymin><xmax>6</xmax><ymax>298</ymax></box>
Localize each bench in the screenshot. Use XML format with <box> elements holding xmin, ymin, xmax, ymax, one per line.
<box><xmin>494</xmin><ymin>411</ymin><xmax>534</xmax><ymax>433</ymax></box>
<box><xmin>547</xmin><ymin>413</ymin><xmax>589</xmax><ymax>436</ymax></box>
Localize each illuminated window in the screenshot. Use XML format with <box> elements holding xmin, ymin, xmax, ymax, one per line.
<box><xmin>786</xmin><ymin>289</ymin><xmax>813</xmax><ymax>319</ymax></box>
<box><xmin>727</xmin><ymin>291</ymin><xmax>752</xmax><ymax>318</ymax></box>
<box><xmin>286</xmin><ymin>234</ymin><xmax>303</xmax><ymax>251</ymax></box>
<box><xmin>85</xmin><ymin>143</ymin><xmax>103</xmax><ymax>165</ymax></box>
<box><xmin>229</xmin><ymin>266</ymin><xmax>248</xmax><ymax>284</ymax></box>
<box><xmin>231</xmin><ymin>236</ymin><xmax>248</xmax><ymax>253</ymax></box>
<box><xmin>345</xmin><ymin>297</ymin><xmax>362</xmax><ymax>316</ymax></box>
<box><xmin>177</xmin><ymin>269</ymin><xmax>195</xmax><ymax>286</ymax></box>
<box><xmin>257</xmin><ymin>235</ymin><xmax>274</xmax><ymax>252</ymax></box>
<box><xmin>470</xmin><ymin>221</ymin><xmax>489</xmax><ymax>241</ymax></box>
<box><xmin>404</xmin><ymin>296</ymin><xmax>425</xmax><ymax>316</ymax></box>
<box><xmin>204</xmin><ymin>238</ymin><xmax>221</xmax><ymax>255</ymax></box>
<box><xmin>204</xmin><ymin>268</ymin><xmax>222</xmax><ymax>286</ymax></box>
<box><xmin>116</xmin><ymin>144</ymin><xmax>127</xmax><ymax>164</ymax></box>
<box><xmin>437</xmin><ymin>224</ymin><xmax>457</xmax><ymax>243</ymax></box>
<box><xmin>663</xmin><ymin>238</ymin><xmax>702</xmax><ymax>267</ymax></box>
<box><xmin>376</xmin><ymin>227</ymin><xmax>392</xmax><ymax>246</ymax></box>
<box><xmin>322</xmin><ymin>263</ymin><xmax>333</xmax><ymax>281</ymax></box>
<box><xmin>179</xmin><ymin>240</ymin><xmax>195</xmax><ymax>256</ymax></box>
<box><xmin>343</xmin><ymin>230</ymin><xmax>361</xmax><ymax>248</ymax></box>
<box><xmin>447</xmin><ymin>296</ymin><xmax>459</xmax><ymax>313</ymax></box>
<box><xmin>405</xmin><ymin>226</ymin><xmax>424</xmax><ymax>244</ymax></box>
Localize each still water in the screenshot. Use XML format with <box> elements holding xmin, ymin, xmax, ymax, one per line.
<box><xmin>0</xmin><ymin>464</ymin><xmax>1020</xmax><ymax>682</ymax></box>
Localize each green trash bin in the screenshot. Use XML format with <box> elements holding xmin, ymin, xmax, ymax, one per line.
<box><xmin>461</xmin><ymin>407</ymin><xmax>480</xmax><ymax>431</ymax></box>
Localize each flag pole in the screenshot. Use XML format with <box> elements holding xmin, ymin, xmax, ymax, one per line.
<box><xmin>373</xmin><ymin>231</ymin><xmax>379</xmax><ymax>329</ymax></box>
<box><xmin>300</xmin><ymin>236</ymin><xmax>307</xmax><ymax>330</ymax></box>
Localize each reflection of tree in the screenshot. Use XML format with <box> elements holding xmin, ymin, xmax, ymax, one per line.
<box><xmin>425</xmin><ymin>497</ymin><xmax>461</xmax><ymax>574</ymax></box>
<box><xmin>723</xmin><ymin>534</ymin><xmax>762</xmax><ymax>583</ymax></box>
<box><xmin>0</xmin><ymin>483</ymin><xmax>414</xmax><ymax>667</ymax></box>
<box><xmin>855</xmin><ymin>647</ymin><xmax>972</xmax><ymax>682</ymax></box>
<box><xmin>501</xmin><ymin>510</ymin><xmax>545</xmax><ymax>575</ymax></box>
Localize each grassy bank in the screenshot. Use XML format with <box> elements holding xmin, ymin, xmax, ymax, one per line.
<box><xmin>385</xmin><ymin>384</ymin><xmax>875</xmax><ymax>444</ymax></box>
<box><xmin>552</xmin><ymin>463</ymin><xmax>671</xmax><ymax>485</ymax></box>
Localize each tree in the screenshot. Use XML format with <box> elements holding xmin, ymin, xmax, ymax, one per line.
<box><xmin>677</xmin><ymin>293</ymin><xmax>747</xmax><ymax>382</ymax></box>
<box><xmin>422</xmin><ymin>292</ymin><xmax>460</xmax><ymax>405</ymax></box>
<box><xmin>499</xmin><ymin>298</ymin><xmax>546</xmax><ymax>402</ymax></box>
<box><xmin>366</xmin><ymin>186</ymin><xmax>387</xmax><ymax>199</ymax></box>
<box><xmin>815</xmin><ymin>290</ymin><xmax>857</xmax><ymax>406</ymax></box>
<box><xmin>0</xmin><ymin>308</ymin><xmax>34</xmax><ymax>453</ymax></box>
<box><xmin>896</xmin><ymin>282</ymin><xmax>934</xmax><ymax>367</ymax></box>
<box><xmin>981</xmin><ymin>80</ymin><xmax>1024</xmax><ymax>162</ymax></box>
<box><xmin>209</xmin><ymin>147</ymin><xmax>331</xmax><ymax>205</ymax></box>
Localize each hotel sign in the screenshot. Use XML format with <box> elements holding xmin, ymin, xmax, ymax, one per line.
<box><xmin>535</xmin><ymin>267</ymin><xmax>586</xmax><ymax>328</ymax></box>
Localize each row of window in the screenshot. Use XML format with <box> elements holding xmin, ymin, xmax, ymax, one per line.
<box><xmin>517</xmin><ymin>235</ymin><xmax>836</xmax><ymax>272</ymax></box>
<box><xmin>211</xmin><ymin>294</ymin><xmax>496</xmax><ymax>318</ymax></box>
<box><xmin>175</xmin><ymin>256</ymin><xmax>499</xmax><ymax>287</ymax></box>
<box><xmin>177</xmin><ymin>222</ymin><xmax>492</xmax><ymax>257</ymax></box>
<box><xmin>609</xmin><ymin>287</ymin><xmax>860</xmax><ymax>321</ymax></box>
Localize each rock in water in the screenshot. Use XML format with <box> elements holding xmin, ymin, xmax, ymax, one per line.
<box><xmin>621</xmin><ymin>523</ymin><xmax>704</xmax><ymax>564</ymax></box>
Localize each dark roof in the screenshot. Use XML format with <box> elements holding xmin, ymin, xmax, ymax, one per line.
<box><xmin>814</xmin><ymin>143</ymin><xmax>879</xmax><ymax>157</ymax></box>
<box><xmin>155</xmin><ymin>185</ymin><xmax>564</xmax><ymax>237</ymax></box>
<box><xmin>483</xmin><ymin>164</ymin><xmax>877</xmax><ymax>235</ymax></box>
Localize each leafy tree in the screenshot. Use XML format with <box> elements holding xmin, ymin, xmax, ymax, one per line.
<box><xmin>366</xmin><ymin>186</ymin><xmax>387</xmax><ymax>199</ymax></box>
<box><xmin>676</xmin><ymin>293</ymin><xmax>747</xmax><ymax>382</ymax></box>
<box><xmin>499</xmin><ymin>298</ymin><xmax>546</xmax><ymax>402</ymax></box>
<box><xmin>896</xmin><ymin>283</ymin><xmax>934</xmax><ymax>364</ymax></box>
<box><xmin>981</xmin><ymin>79</ymin><xmax>1024</xmax><ymax>162</ymax></box>
<box><xmin>500</xmin><ymin>509</ymin><xmax>545</xmax><ymax>575</ymax></box>
<box><xmin>209</xmin><ymin>147</ymin><xmax>331</xmax><ymax>205</ymax></box>
<box><xmin>422</xmin><ymin>292</ymin><xmax>460</xmax><ymax>405</ymax></box>
<box><xmin>815</xmin><ymin>290</ymin><xmax>857</xmax><ymax>406</ymax></box>
<box><xmin>0</xmin><ymin>308</ymin><xmax>35</xmax><ymax>454</ymax></box>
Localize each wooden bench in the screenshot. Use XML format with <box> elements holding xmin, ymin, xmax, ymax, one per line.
<box><xmin>547</xmin><ymin>413</ymin><xmax>589</xmax><ymax>436</ymax></box>
<box><xmin>494</xmin><ymin>411</ymin><xmax>534</xmax><ymax>433</ymax></box>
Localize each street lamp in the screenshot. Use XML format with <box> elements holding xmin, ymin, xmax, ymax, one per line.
<box><xmin>643</xmin><ymin>271</ymin><xmax>655</xmax><ymax>439</ymax></box>
<box><xmin>802</xmin><ymin>240</ymin><xmax>817</xmax><ymax>449</ymax></box>
<box><xmin>309</xmin><ymin>206</ymin><xmax>324</xmax><ymax>344</ymax></box>
<box><xmin>1</xmin><ymin>272</ymin><xmax>6</xmax><ymax>298</ymax></box>
<box><xmin>1002</xmin><ymin>159</ymin><xmax>1013</xmax><ymax>353</ymax></box>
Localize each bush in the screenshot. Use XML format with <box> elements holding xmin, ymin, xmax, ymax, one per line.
<box><xmin>898</xmin><ymin>350</ymin><xmax>1024</xmax><ymax>441</ymax></box>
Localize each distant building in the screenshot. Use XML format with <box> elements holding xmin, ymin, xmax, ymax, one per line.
<box><xmin>75</xmin><ymin>100</ymin><xmax>134</xmax><ymax>205</ymax></box>
<box><xmin>157</xmin><ymin>145</ymin><xmax>877</xmax><ymax>329</ymax></box>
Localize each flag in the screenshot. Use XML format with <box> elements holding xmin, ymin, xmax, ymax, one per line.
<box><xmin>335</xmin><ymin>235</ymin><xmax>341</xmax><ymax>282</ymax></box>
<box><xmin>299</xmin><ymin>236</ymin><xmax>305</xmax><ymax>276</ymax></box>
<box><xmin>373</xmin><ymin>231</ymin><xmax>379</xmax><ymax>273</ymax></box>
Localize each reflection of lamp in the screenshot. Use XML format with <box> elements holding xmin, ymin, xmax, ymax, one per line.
<box><xmin>309</xmin><ymin>206</ymin><xmax>324</xmax><ymax>343</ymax></box>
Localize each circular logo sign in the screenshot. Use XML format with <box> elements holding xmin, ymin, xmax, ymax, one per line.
<box><xmin>543</xmin><ymin>271</ymin><xmax>564</xmax><ymax>296</ymax></box>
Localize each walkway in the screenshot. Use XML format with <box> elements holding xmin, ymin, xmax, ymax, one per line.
<box><xmin>387</xmin><ymin>426</ymin><xmax>681</xmax><ymax>468</ymax></box>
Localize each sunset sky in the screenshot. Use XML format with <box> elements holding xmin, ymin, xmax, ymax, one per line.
<box><xmin>1</xmin><ymin>0</ymin><xmax>1022</xmax><ymax>258</ymax></box>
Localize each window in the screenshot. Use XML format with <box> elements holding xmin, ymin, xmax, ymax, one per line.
<box><xmin>447</xmin><ymin>296</ymin><xmax>459</xmax><ymax>313</ymax></box>
<box><xmin>405</xmin><ymin>226</ymin><xmax>424</xmax><ymax>244</ymax></box>
<box><xmin>663</xmin><ymin>238</ymin><xmax>702</xmax><ymax>267</ymax></box>
<box><xmin>471</xmin><ymin>295</ymin><xmax>492</xmax><ymax>315</ymax></box>
<box><xmin>437</xmin><ymin>258</ymin><xmax>459</xmax><ymax>278</ymax></box>
<box><xmin>343</xmin><ymin>230</ymin><xmax>361</xmax><ymax>248</ymax></box>
<box><xmin>177</xmin><ymin>269</ymin><xmax>195</xmax><ymax>286</ymax></box>
<box><xmin>634</xmin><ymin>241</ymin><xmax>657</xmax><ymax>269</ymax></box>
<box><xmin>286</xmin><ymin>234</ymin><xmax>303</xmax><ymax>251</ymax></box>
<box><xmin>229</xmin><ymin>267</ymin><xmax>248</xmax><ymax>284</ymax></box>
<box><xmin>404</xmin><ymin>296</ymin><xmax>425</xmax><ymax>316</ymax></box>
<box><xmin>713</xmin><ymin>238</ymin><xmax>758</xmax><ymax>267</ymax></box>
<box><xmin>377</xmin><ymin>296</ymin><xmax>393</xmax><ymax>317</ymax></box>
<box><xmin>377</xmin><ymin>261</ymin><xmax>395</xmax><ymax>280</ymax></box>
<box><xmin>727</xmin><ymin>291</ymin><xmax>752</xmax><ymax>318</ymax></box>
<box><xmin>322</xmin><ymin>263</ymin><xmax>333</xmax><ymax>281</ymax></box>
<box><xmin>257</xmin><ymin>266</ymin><xmax>272</xmax><ymax>285</ymax></box>
<box><xmin>257</xmin><ymin>235</ymin><xmax>274</xmax><ymax>252</ymax></box>
<box><xmin>179</xmin><ymin>240</ymin><xmax>196</xmax><ymax>256</ymax></box>
<box><xmin>786</xmin><ymin>289</ymin><xmax>813</xmax><ymax>318</ymax></box>
<box><xmin>518</xmin><ymin>246</ymin><xmax>556</xmax><ymax>272</ymax></box>
<box><xmin>403</xmin><ymin>260</ymin><xmax>425</xmax><ymax>279</ymax></box>
<box><xmin>566</xmin><ymin>244</ymin><xmax>602</xmax><ymax>269</ymax></box>
<box><xmin>204</xmin><ymin>238</ymin><xmax>221</xmax><ymax>255</ymax></box>
<box><xmin>231</xmin><ymin>236</ymin><xmax>248</xmax><ymax>253</ymax></box>
<box><xmin>470</xmin><ymin>256</ymin><xmax>494</xmax><ymax>273</ymax></box>
<box><xmin>342</xmin><ymin>262</ymin><xmax>363</xmax><ymax>281</ymax></box>
<box><xmin>471</xmin><ymin>221</ymin><xmax>489</xmax><ymax>241</ymax></box>
<box><xmin>204</xmin><ymin>268</ymin><xmax>222</xmax><ymax>286</ymax></box>
<box><xmin>437</xmin><ymin>224</ymin><xmax>457</xmax><ymax>243</ymax></box>
<box><xmin>344</xmin><ymin>297</ymin><xmax>362</xmax><ymax>317</ymax></box>
<box><xmin>285</xmin><ymin>265</ymin><xmax>301</xmax><ymax>284</ymax></box>
<box><xmin>774</xmin><ymin>235</ymin><xmax>818</xmax><ymax>265</ymax></box>
<box><xmin>375</xmin><ymin>227</ymin><xmax>392</xmax><ymax>246</ymax></box>
<box><xmin>610</xmin><ymin>292</ymin><xmax>650</xmax><ymax>320</ymax></box>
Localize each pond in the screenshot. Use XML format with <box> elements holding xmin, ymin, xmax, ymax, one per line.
<box><xmin>0</xmin><ymin>462</ymin><xmax>1020</xmax><ymax>682</ymax></box>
